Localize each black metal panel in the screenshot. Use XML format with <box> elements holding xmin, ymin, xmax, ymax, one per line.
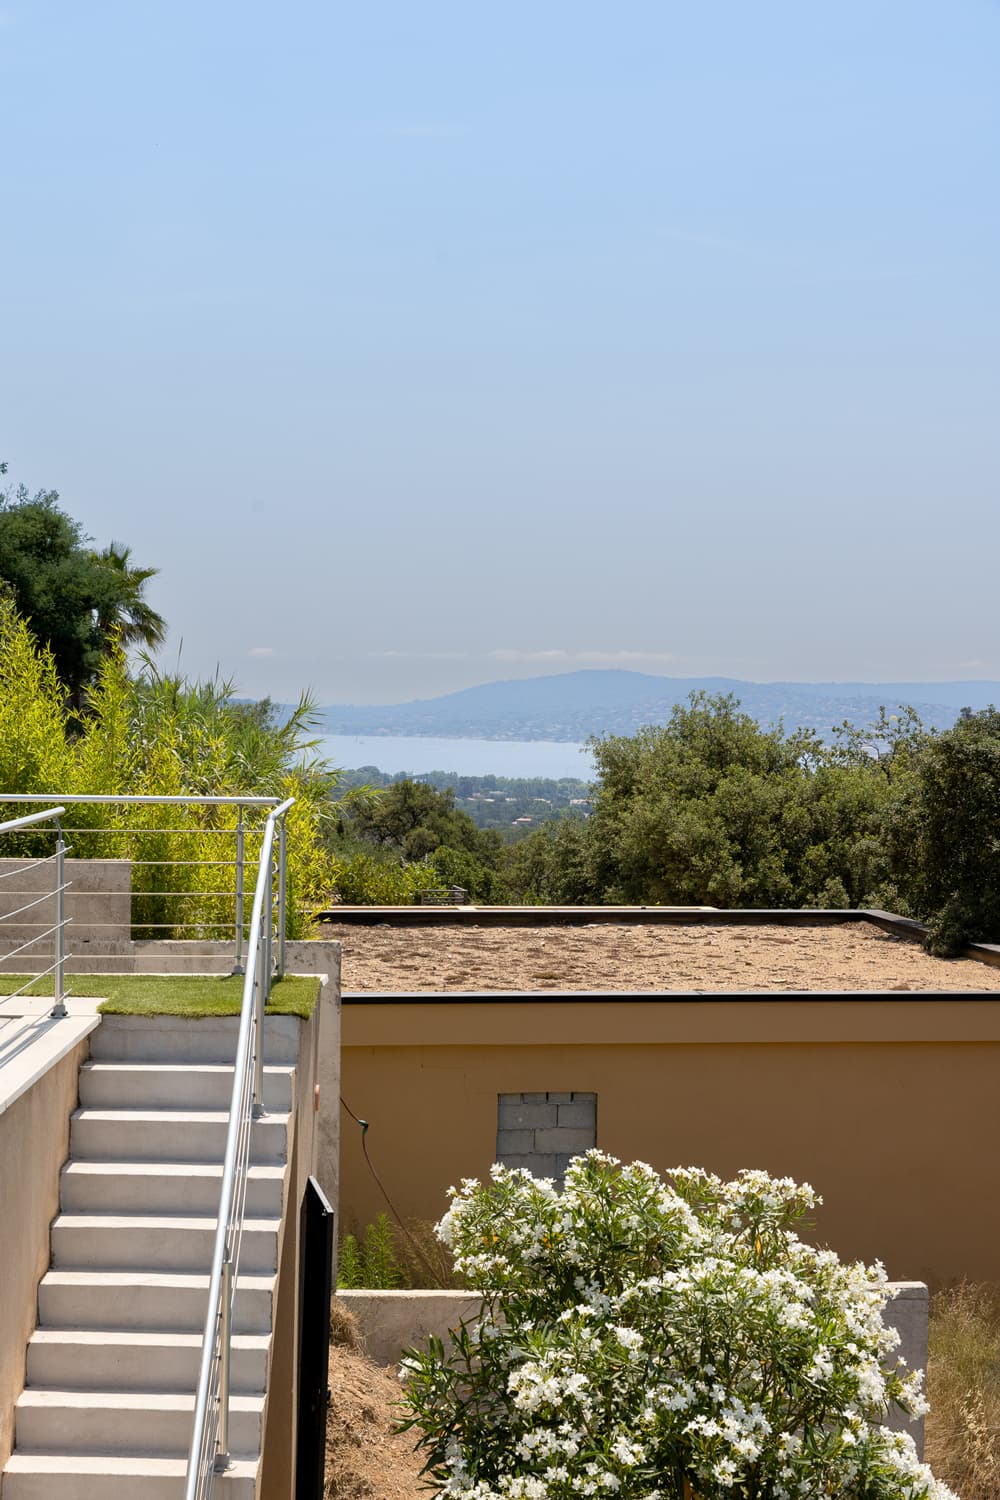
<box><xmin>342</xmin><ymin>986</ymin><xmax>986</xmax><ymax>1003</ymax></box>
<box><xmin>297</xmin><ymin>1176</ymin><xmax>334</xmax><ymax>1500</ymax></box>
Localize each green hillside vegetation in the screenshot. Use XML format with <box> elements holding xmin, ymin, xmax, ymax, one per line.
<box><xmin>3</xmin><ymin>481</ymin><xmax>999</xmax><ymax>953</ymax></box>
<box><xmin>326</xmin><ymin>694</ymin><xmax>1000</xmax><ymax>953</ymax></box>
<box><xmin>326</xmin><ymin>777</ymin><xmax>511</xmax><ymax>903</ymax></box>
<box><xmin>506</xmin><ymin>694</ymin><xmax>1000</xmax><ymax>955</ymax></box>
<box><xmin>0</xmin><ymin>589</ymin><xmax>337</xmax><ymax>937</ymax></box>
<box><xmin>334</xmin><ymin>766</ymin><xmax>592</xmax><ymax>832</ymax></box>
<box><xmin>4</xmin><ymin>573</ymin><xmax>999</xmax><ymax>951</ymax></box>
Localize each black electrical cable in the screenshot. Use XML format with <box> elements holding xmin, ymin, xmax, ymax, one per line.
<box><xmin>340</xmin><ymin>1096</ymin><xmax>444</xmax><ymax>1287</ymax></box>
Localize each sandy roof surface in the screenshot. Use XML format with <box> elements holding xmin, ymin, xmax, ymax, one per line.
<box><xmin>323</xmin><ymin>919</ymin><xmax>1000</xmax><ymax>993</ymax></box>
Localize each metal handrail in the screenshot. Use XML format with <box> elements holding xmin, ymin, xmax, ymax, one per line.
<box><xmin>0</xmin><ymin>806</ymin><xmax>70</xmax><ymax>1018</ymax></box>
<box><xmin>4</xmin><ymin>794</ymin><xmax>282</xmax><ymax>806</ymax></box>
<box><xmin>0</xmin><ymin>793</ymin><xmax>287</xmax><ymax>974</ymax></box>
<box><xmin>184</xmin><ymin>797</ymin><xmax>295</xmax><ymax>1499</ymax></box>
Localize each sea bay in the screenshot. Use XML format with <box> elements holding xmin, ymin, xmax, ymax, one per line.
<box><xmin>317</xmin><ymin>733</ymin><xmax>595</xmax><ymax>780</ymax></box>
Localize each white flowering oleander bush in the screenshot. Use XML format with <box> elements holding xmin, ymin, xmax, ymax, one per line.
<box><xmin>397</xmin><ymin>1154</ymin><xmax>956</xmax><ymax>1500</ymax></box>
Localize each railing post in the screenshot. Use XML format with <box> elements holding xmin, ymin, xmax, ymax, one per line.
<box><xmin>51</xmin><ymin>820</ymin><xmax>67</xmax><ymax>1020</ymax></box>
<box><xmin>232</xmin><ymin>808</ymin><xmax>245</xmax><ymax>977</ymax></box>
<box><xmin>277</xmin><ymin>815</ymin><xmax>287</xmax><ymax>980</ymax></box>
<box><xmin>253</xmin><ymin>930</ymin><xmax>266</xmax><ymax>1118</ymax></box>
<box><xmin>214</xmin><ymin>1257</ymin><xmax>233</xmax><ymax>1472</ymax></box>
<box><xmin>264</xmin><ymin>844</ymin><xmax>273</xmax><ymax>987</ymax></box>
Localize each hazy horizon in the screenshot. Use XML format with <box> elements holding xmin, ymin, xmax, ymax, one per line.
<box><xmin>318</xmin><ymin>665</ymin><xmax>1000</xmax><ymax>710</ymax></box>
<box><xmin>3</xmin><ymin>2</ymin><xmax>998</xmax><ymax>705</ymax></box>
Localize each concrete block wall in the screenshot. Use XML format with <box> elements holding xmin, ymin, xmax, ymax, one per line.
<box><xmin>497</xmin><ymin>1092</ymin><xmax>597</xmax><ymax>1179</ymax></box>
<box><xmin>0</xmin><ymin>859</ymin><xmax>131</xmax><ymax>947</ymax></box>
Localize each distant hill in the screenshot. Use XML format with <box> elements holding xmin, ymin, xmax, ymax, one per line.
<box><xmin>317</xmin><ymin>670</ymin><xmax>1000</xmax><ymax>742</ymax></box>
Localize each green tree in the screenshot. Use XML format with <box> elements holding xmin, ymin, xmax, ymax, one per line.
<box><xmin>91</xmin><ymin>541</ymin><xmax>166</xmax><ymax>653</ymax></box>
<box><xmin>0</xmin><ymin>485</ymin><xmax>164</xmax><ymax>701</ymax></box>
<box><xmin>583</xmin><ymin>693</ymin><xmax>899</xmax><ymax>909</ymax></box>
<box><xmin>500</xmin><ymin>817</ymin><xmax>599</xmax><ymax>904</ymax></box>
<box><xmin>346</xmin><ymin>778</ymin><xmax>491</xmax><ymax>862</ymax></box>
<box><xmin>886</xmin><ymin>707</ymin><xmax>1000</xmax><ymax>954</ymax></box>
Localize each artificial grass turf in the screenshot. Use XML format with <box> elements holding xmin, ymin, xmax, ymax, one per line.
<box><xmin>0</xmin><ymin>973</ymin><xmax>321</xmax><ymax>1018</ymax></box>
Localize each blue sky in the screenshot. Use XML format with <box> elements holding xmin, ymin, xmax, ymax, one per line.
<box><xmin>2</xmin><ymin>2</ymin><xmax>998</xmax><ymax>703</ymax></box>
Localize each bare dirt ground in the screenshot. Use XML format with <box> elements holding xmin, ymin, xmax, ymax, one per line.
<box><xmin>326</xmin><ymin>1303</ymin><xmax>426</xmax><ymax>1499</ymax></box>
<box><xmin>323</xmin><ymin>919</ymin><xmax>1000</xmax><ymax>992</ymax></box>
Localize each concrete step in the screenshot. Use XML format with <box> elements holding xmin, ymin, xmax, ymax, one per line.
<box><xmin>2</xmin><ymin>1452</ymin><xmax>257</xmax><ymax>1498</ymax></box>
<box><xmin>59</xmin><ymin>1160</ymin><xmax>285</xmax><ymax>1217</ymax></box>
<box><xmin>69</xmin><ymin>1108</ymin><xmax>289</xmax><ymax>1164</ymax></box>
<box><xmin>26</xmin><ymin>1329</ymin><xmax>269</xmax><ymax>1393</ymax></box>
<box><xmin>38</xmin><ymin>1271</ymin><xmax>274</xmax><ymax>1334</ymax></box>
<box><xmin>15</xmin><ymin>1389</ymin><xmax>264</xmax><ymax>1459</ymax></box>
<box><xmin>79</xmin><ymin>1061</ymin><xmax>295</xmax><ymax>1112</ymax></box>
<box><xmin>50</xmin><ymin>1215</ymin><xmax>279</xmax><ymax>1275</ymax></box>
<box><xmin>91</xmin><ymin>1014</ymin><xmax>301</xmax><ymax>1066</ymax></box>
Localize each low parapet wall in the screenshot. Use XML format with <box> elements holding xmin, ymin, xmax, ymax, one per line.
<box><xmin>338</xmin><ymin>1282</ymin><xmax>929</xmax><ymax>1454</ymax></box>
<box><xmin>0</xmin><ymin>1016</ymin><xmax>99</xmax><ymax>1471</ymax></box>
<box><xmin>0</xmin><ymin>858</ymin><xmax>131</xmax><ymax>946</ymax></box>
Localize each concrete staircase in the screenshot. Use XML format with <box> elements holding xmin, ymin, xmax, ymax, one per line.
<box><xmin>2</xmin><ymin>1017</ymin><xmax>297</xmax><ymax>1499</ymax></box>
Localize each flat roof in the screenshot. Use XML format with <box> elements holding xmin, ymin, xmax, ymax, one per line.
<box><xmin>324</xmin><ymin>918</ymin><xmax>1000</xmax><ymax>994</ymax></box>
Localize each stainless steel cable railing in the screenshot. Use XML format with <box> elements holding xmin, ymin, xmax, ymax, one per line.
<box><xmin>0</xmin><ymin>793</ymin><xmax>286</xmax><ymax>974</ymax></box>
<box><xmin>184</xmin><ymin>796</ymin><xmax>295</xmax><ymax>1499</ymax></box>
<box><xmin>0</xmin><ymin>805</ymin><xmax>72</xmax><ymax>1018</ymax></box>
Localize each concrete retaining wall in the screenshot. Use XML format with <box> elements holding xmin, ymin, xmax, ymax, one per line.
<box><xmin>0</xmin><ymin>1028</ymin><xmax>95</xmax><ymax>1471</ymax></box>
<box><xmin>0</xmin><ymin>858</ymin><xmax>131</xmax><ymax>947</ymax></box>
<box><xmin>338</xmin><ymin>1282</ymin><xmax>930</xmax><ymax>1455</ymax></box>
<box><xmin>337</xmin><ymin>1289</ymin><xmax>481</xmax><ymax>1368</ymax></box>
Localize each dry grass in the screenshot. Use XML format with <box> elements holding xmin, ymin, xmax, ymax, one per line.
<box><xmin>926</xmin><ymin>1282</ymin><xmax>1000</xmax><ymax>1499</ymax></box>
<box><xmin>325</xmin><ymin>1299</ymin><xmax>427</xmax><ymax>1499</ymax></box>
<box><xmin>330</xmin><ymin>1298</ymin><xmax>363</xmax><ymax>1351</ymax></box>
<box><xmin>392</xmin><ymin>1217</ymin><xmax>467</xmax><ymax>1290</ymax></box>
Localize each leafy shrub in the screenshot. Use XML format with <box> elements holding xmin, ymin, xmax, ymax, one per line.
<box><xmin>330</xmin><ymin>850</ymin><xmax>440</xmax><ymax>905</ymax></box>
<box><xmin>0</xmin><ymin>597</ymin><xmax>336</xmax><ymax>936</ymax></box>
<box><xmin>336</xmin><ymin>1215</ymin><xmax>405</xmax><ymax>1289</ymax></box>
<box><xmin>400</xmin><ymin>1155</ymin><xmax>954</xmax><ymax>1500</ymax></box>
<box><xmin>881</xmin><ymin>707</ymin><xmax>1000</xmax><ymax>953</ymax></box>
<box><xmin>431</xmin><ymin>844</ymin><xmax>510</xmax><ymax>904</ymax></box>
<box><xmin>337</xmin><ymin>1214</ymin><xmax>403</xmax><ymax>1289</ymax></box>
<box><xmin>359</xmin><ymin>1214</ymin><xmax>403</xmax><ymax>1289</ymax></box>
<box><xmin>337</xmin><ymin>1231</ymin><xmax>365</xmax><ymax>1289</ymax></box>
<box><xmin>337</xmin><ymin>1215</ymin><xmax>466</xmax><ymax>1290</ymax></box>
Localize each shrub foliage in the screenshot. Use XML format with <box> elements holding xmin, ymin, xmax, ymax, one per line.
<box><xmin>400</xmin><ymin>1155</ymin><xmax>954</xmax><ymax>1500</ymax></box>
<box><xmin>0</xmin><ymin>597</ymin><xmax>334</xmax><ymax>935</ymax></box>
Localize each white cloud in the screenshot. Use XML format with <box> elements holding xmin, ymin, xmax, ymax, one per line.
<box><xmin>368</xmin><ymin>649</ymin><xmax>471</xmax><ymax>661</ymax></box>
<box><xmin>247</xmin><ymin>646</ymin><xmax>276</xmax><ymax>658</ymax></box>
<box><xmin>489</xmin><ymin>648</ymin><xmax>677</xmax><ymax>666</ymax></box>
<box><xmin>365</xmin><ymin>645</ymin><xmax>680</xmax><ymax>669</ymax></box>
<box><xmin>490</xmin><ymin>649</ymin><xmax>570</xmax><ymax>663</ymax></box>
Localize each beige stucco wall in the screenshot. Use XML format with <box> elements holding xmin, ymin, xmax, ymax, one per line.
<box><xmin>260</xmin><ymin>965</ymin><xmax>340</xmax><ymax>1500</ymax></box>
<box><xmin>341</xmin><ymin>997</ymin><xmax>1000</xmax><ymax>1287</ymax></box>
<box><xmin>0</xmin><ymin>1036</ymin><xmax>90</xmax><ymax>1472</ymax></box>
<box><xmin>260</xmin><ymin>1016</ymin><xmax>310</xmax><ymax>1500</ymax></box>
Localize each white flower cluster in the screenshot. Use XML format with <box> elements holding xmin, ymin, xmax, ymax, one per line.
<box><xmin>401</xmin><ymin>1154</ymin><xmax>956</xmax><ymax>1500</ymax></box>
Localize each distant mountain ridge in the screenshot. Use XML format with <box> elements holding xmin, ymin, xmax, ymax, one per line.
<box><xmin>317</xmin><ymin>670</ymin><xmax>1000</xmax><ymax>741</ymax></box>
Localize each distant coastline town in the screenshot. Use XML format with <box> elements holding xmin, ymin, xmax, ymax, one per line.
<box><xmin>316</xmin><ymin>669</ymin><xmax>1000</xmax><ymax>744</ymax></box>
